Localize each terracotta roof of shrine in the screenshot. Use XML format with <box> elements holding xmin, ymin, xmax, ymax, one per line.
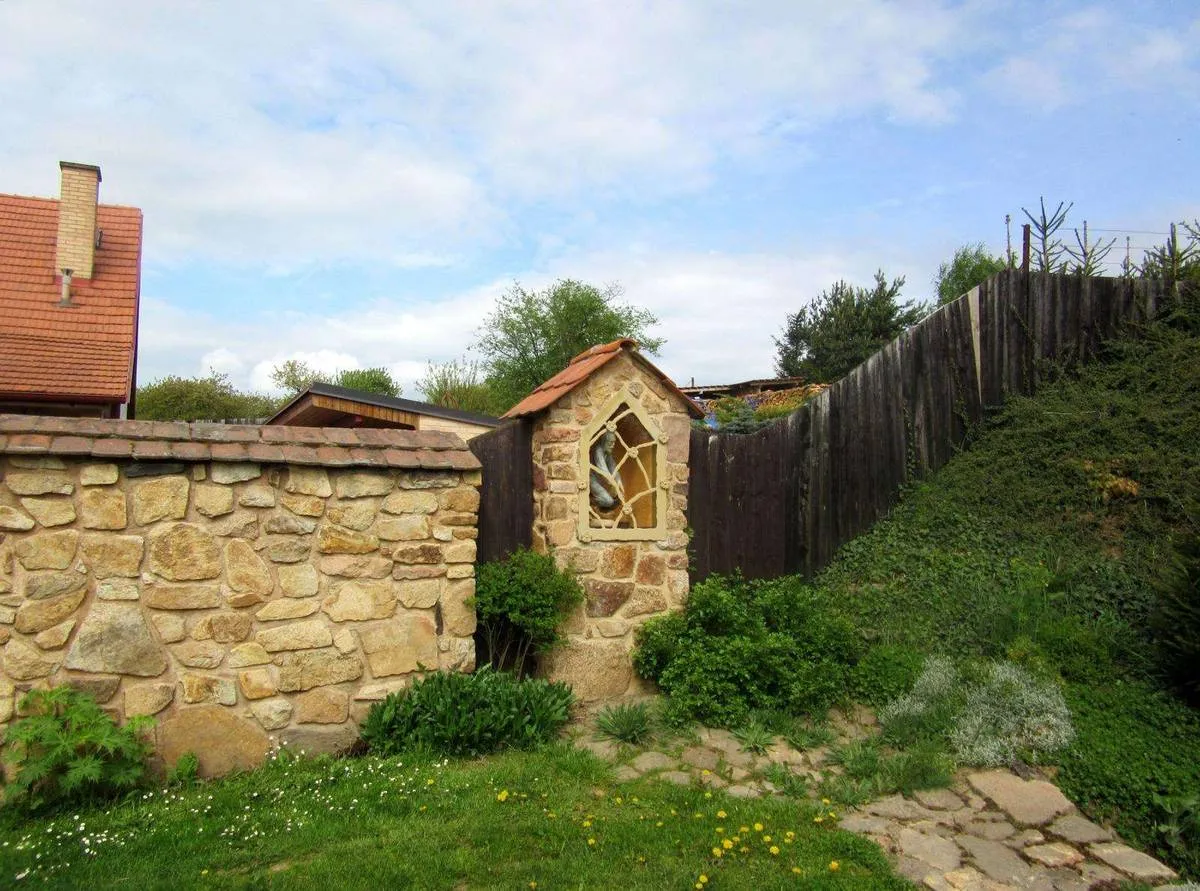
<box><xmin>0</xmin><ymin>414</ymin><xmax>481</xmax><ymax>470</ymax></box>
<box><xmin>503</xmin><ymin>338</ymin><xmax>705</xmax><ymax>419</ymax></box>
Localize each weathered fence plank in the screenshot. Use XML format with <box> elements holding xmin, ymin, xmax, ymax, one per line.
<box><xmin>469</xmin><ymin>419</ymin><xmax>534</xmax><ymax>563</ymax></box>
<box><xmin>689</xmin><ymin>270</ymin><xmax>1167</xmax><ymax>582</ymax></box>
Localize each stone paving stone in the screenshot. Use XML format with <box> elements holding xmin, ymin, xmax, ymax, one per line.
<box><xmin>866</xmin><ymin>795</ymin><xmax>940</xmax><ymax>821</ymax></box>
<box><xmin>630</xmin><ymin>751</ymin><xmax>677</xmax><ymax>773</ymax></box>
<box><xmin>1006</xmin><ymin>829</ymin><xmax>1045</xmax><ymax>848</ymax></box>
<box><xmin>725</xmin><ymin>784</ymin><xmax>761</xmax><ymax>799</ymax></box>
<box><xmin>957</xmin><ymin>835</ymin><xmax>1045</xmax><ymax>887</ymax></box>
<box><xmin>680</xmin><ymin>746</ymin><xmax>719</xmax><ymax>771</ymax></box>
<box><xmin>914</xmin><ymin>788</ymin><xmax>966</xmax><ymax>811</ymax></box>
<box><xmin>658</xmin><ymin>770</ymin><xmax>693</xmax><ymax>786</ymax></box>
<box><xmin>839</xmin><ymin>814</ymin><xmax>893</xmax><ymax>834</ymax></box>
<box><xmin>967</xmin><ymin>771</ymin><xmax>1075</xmax><ymax>827</ymax></box>
<box><xmin>1023</xmin><ymin>842</ymin><xmax>1082</xmax><ymax>869</ymax></box>
<box><xmin>1089</xmin><ymin>842</ymin><xmax>1178</xmax><ymax>884</ymax></box>
<box><xmin>614</xmin><ymin>765</ymin><xmax>640</xmax><ymax>782</ymax></box>
<box><xmin>1046</xmin><ymin>814</ymin><xmax>1113</xmax><ymax>845</ymax></box>
<box><xmin>961</xmin><ymin>820</ymin><xmax>1016</xmax><ymax>841</ymax></box>
<box><xmin>897</xmin><ymin>827</ymin><xmax>962</xmax><ymax>871</ymax></box>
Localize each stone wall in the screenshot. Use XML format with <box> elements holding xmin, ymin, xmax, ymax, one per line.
<box><xmin>0</xmin><ymin>416</ymin><xmax>480</xmax><ymax>776</ymax></box>
<box><xmin>529</xmin><ymin>352</ymin><xmax>693</xmax><ymax>701</ymax></box>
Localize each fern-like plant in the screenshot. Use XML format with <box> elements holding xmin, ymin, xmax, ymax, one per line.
<box><xmin>594</xmin><ymin>702</ymin><xmax>653</xmax><ymax>745</ymax></box>
<box><xmin>1</xmin><ymin>686</ymin><xmax>155</xmax><ymax>812</ymax></box>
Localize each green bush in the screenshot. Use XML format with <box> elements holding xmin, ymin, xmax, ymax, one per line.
<box><xmin>1</xmin><ymin>687</ymin><xmax>154</xmax><ymax>812</ymax></box>
<box><xmin>1151</xmin><ymin>533</ymin><xmax>1200</xmax><ymax>704</ymax></box>
<box><xmin>633</xmin><ymin>574</ymin><xmax>863</xmax><ymax>726</ymax></box>
<box><xmin>850</xmin><ymin>645</ymin><xmax>924</xmax><ymax>706</ymax></box>
<box><xmin>473</xmin><ymin>548</ymin><xmax>585</xmax><ymax>676</ymax></box>
<box><xmin>360</xmin><ymin>668</ymin><xmax>574</xmax><ymax>757</ymax></box>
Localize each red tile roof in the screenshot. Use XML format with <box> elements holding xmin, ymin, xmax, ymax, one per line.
<box><xmin>0</xmin><ymin>194</ymin><xmax>142</xmax><ymax>403</ymax></box>
<box><xmin>503</xmin><ymin>338</ymin><xmax>705</xmax><ymax>419</ymax></box>
<box><xmin>0</xmin><ymin>414</ymin><xmax>481</xmax><ymax>470</ymax></box>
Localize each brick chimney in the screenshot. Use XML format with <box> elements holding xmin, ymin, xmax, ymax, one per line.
<box><xmin>55</xmin><ymin>161</ymin><xmax>102</xmax><ymax>281</ymax></box>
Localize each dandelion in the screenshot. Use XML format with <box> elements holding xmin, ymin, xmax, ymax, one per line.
<box><xmin>582</xmin><ymin>820</ymin><xmax>592</xmax><ymax>828</ymax></box>
<box><xmin>712</xmin><ymin>847</ymin><xmax>722</xmax><ymax>857</ymax></box>
<box><xmin>721</xmin><ymin>839</ymin><xmax>733</xmax><ymax>850</ymax></box>
<box><xmin>698</xmin><ymin>876</ymin><xmax>708</xmax><ymax>885</ymax></box>
<box><xmin>763</xmin><ymin>835</ymin><xmax>771</xmax><ymax>843</ymax></box>
<box><xmin>754</xmin><ymin>822</ymin><xmax>764</xmax><ymax>832</ymax></box>
<box><xmin>769</xmin><ymin>845</ymin><xmax>780</xmax><ymax>856</ymax></box>
<box><xmin>496</xmin><ymin>790</ymin><xmax>509</xmax><ymax>802</ymax></box>
<box><xmin>716</xmin><ymin>810</ymin><xmax>727</xmax><ymax>819</ymax></box>
<box><xmin>821</xmin><ymin>798</ymin><xmax>831</xmax><ymax>805</ymax></box>
<box><xmin>587</xmin><ymin>838</ymin><xmax>596</xmax><ymax>846</ymax></box>
<box><xmin>829</xmin><ymin>861</ymin><xmax>840</xmax><ymax>871</ymax></box>
<box><xmin>792</xmin><ymin>867</ymin><xmax>802</xmax><ymax>875</ymax></box>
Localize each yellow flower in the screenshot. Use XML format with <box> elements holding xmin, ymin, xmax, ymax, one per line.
<box><xmin>754</xmin><ymin>822</ymin><xmax>764</xmax><ymax>832</ymax></box>
<box><xmin>716</xmin><ymin>810</ymin><xmax>727</xmax><ymax>819</ymax></box>
<box><xmin>582</xmin><ymin>820</ymin><xmax>592</xmax><ymax>828</ymax></box>
<box><xmin>769</xmin><ymin>845</ymin><xmax>780</xmax><ymax>856</ymax></box>
<box><xmin>699</xmin><ymin>876</ymin><xmax>708</xmax><ymax>885</ymax></box>
<box><xmin>792</xmin><ymin>867</ymin><xmax>802</xmax><ymax>875</ymax></box>
<box><xmin>829</xmin><ymin>861</ymin><xmax>840</xmax><ymax>871</ymax></box>
<box><xmin>588</xmin><ymin>838</ymin><xmax>596</xmax><ymax>846</ymax></box>
<box><xmin>614</xmin><ymin>797</ymin><xmax>622</xmax><ymax>804</ymax></box>
<box><xmin>821</xmin><ymin>798</ymin><xmax>831</xmax><ymax>805</ymax></box>
<box><xmin>814</xmin><ymin>815</ymin><xmax>824</xmax><ymax>823</ymax></box>
<box><xmin>529</xmin><ymin>884</ymin><xmax>537</xmax><ymax>889</ymax></box>
<box><xmin>715</xmin><ymin>827</ymin><xmax>724</xmax><ymax>834</ymax></box>
<box><xmin>712</xmin><ymin>847</ymin><xmax>723</xmax><ymax>858</ymax></box>
<box><xmin>496</xmin><ymin>790</ymin><xmax>509</xmax><ymax>802</ymax></box>
<box><xmin>739</xmin><ymin>846</ymin><xmax>750</xmax><ymax>854</ymax></box>
<box><xmin>704</xmin><ymin>791</ymin><xmax>713</xmax><ymax>799</ymax></box>
<box><xmin>656</xmin><ymin>821</ymin><xmax>664</xmax><ymax>828</ymax></box>
<box><xmin>739</xmin><ymin>826</ymin><xmax>749</xmax><ymax>834</ymax></box>
<box><xmin>722</xmin><ymin>839</ymin><xmax>733</xmax><ymax>850</ymax></box>
<box><xmin>763</xmin><ymin>835</ymin><xmax>772</xmax><ymax>843</ymax></box>
<box><xmin>786</xmin><ymin>831</ymin><xmax>795</xmax><ymax>839</ymax></box>
<box><xmin>427</xmin><ymin>778</ymin><xmax>435</xmax><ymax>786</ymax></box>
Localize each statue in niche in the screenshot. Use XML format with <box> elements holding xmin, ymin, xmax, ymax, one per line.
<box><xmin>589</xmin><ymin>430</ymin><xmax>623</xmax><ymax>510</ymax></box>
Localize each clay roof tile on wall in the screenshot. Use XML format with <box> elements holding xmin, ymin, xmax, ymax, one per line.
<box><xmin>0</xmin><ymin>194</ymin><xmax>142</xmax><ymax>403</ymax></box>
<box><xmin>503</xmin><ymin>338</ymin><xmax>705</xmax><ymax>419</ymax></box>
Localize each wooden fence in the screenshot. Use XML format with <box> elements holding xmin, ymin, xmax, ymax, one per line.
<box><xmin>688</xmin><ymin>270</ymin><xmax>1167</xmax><ymax>582</ymax></box>
<box><xmin>468</xmin><ymin>418</ymin><xmax>534</xmax><ymax>563</ymax></box>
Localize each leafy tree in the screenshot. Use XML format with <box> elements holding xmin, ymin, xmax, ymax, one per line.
<box><xmin>135</xmin><ymin>372</ymin><xmax>280</xmax><ymax>421</ymax></box>
<box><xmin>935</xmin><ymin>243</ymin><xmax>1007</xmax><ymax>305</ymax></box>
<box><xmin>270</xmin><ymin>360</ymin><xmax>401</xmax><ymax>398</ymax></box>
<box><xmin>774</xmin><ymin>271</ymin><xmax>928</xmax><ymax>382</ymax></box>
<box><xmin>475</xmin><ymin>279</ymin><xmax>664</xmax><ymax>411</ymax></box>
<box><xmin>417</xmin><ymin>359</ymin><xmax>504</xmax><ymax>416</ymax></box>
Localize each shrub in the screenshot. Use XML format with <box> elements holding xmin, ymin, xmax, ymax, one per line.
<box><xmin>850</xmin><ymin>644</ymin><xmax>924</xmax><ymax>706</ymax></box>
<box><xmin>1151</xmin><ymin>533</ymin><xmax>1200</xmax><ymax>704</ymax></box>
<box><xmin>594</xmin><ymin>702</ymin><xmax>653</xmax><ymax>746</ymax></box>
<box><xmin>1</xmin><ymin>687</ymin><xmax>154</xmax><ymax>812</ymax></box>
<box><xmin>360</xmin><ymin>667</ymin><xmax>574</xmax><ymax>757</ymax></box>
<box><xmin>732</xmin><ymin>721</ymin><xmax>775</xmax><ymax>755</ymax></box>
<box><xmin>473</xmin><ymin>548</ymin><xmax>585</xmax><ymax>676</ymax></box>
<box><xmin>879</xmin><ymin>657</ymin><xmax>1074</xmax><ymax>767</ymax></box>
<box><xmin>633</xmin><ymin>574</ymin><xmax>863</xmax><ymax>726</ymax></box>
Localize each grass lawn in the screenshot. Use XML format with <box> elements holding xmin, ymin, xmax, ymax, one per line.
<box><xmin>0</xmin><ymin>743</ymin><xmax>905</xmax><ymax>889</ymax></box>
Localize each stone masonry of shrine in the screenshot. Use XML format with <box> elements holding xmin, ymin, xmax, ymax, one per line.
<box><xmin>0</xmin><ymin>416</ymin><xmax>480</xmax><ymax>777</ymax></box>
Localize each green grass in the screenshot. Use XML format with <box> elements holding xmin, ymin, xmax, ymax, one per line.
<box><xmin>0</xmin><ymin>744</ymin><xmax>905</xmax><ymax>889</ymax></box>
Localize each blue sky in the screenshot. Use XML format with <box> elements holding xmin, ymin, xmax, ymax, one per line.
<box><xmin>2</xmin><ymin>1</ymin><xmax>1197</xmax><ymax>396</ymax></box>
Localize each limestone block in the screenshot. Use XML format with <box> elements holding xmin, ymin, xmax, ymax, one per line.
<box><xmin>172</xmin><ymin>639</ymin><xmax>225</xmax><ymax>669</ymax></box>
<box><xmin>440</xmin><ymin>579</ymin><xmax>477</xmax><ymax>637</ymax></box>
<box><xmin>82</xmin><ymin>533</ymin><xmax>143</xmax><ymax>578</ymax></box>
<box><xmin>279</xmin><ymin>492</ymin><xmax>324</xmax><ymax>516</ymax></box>
<box><xmin>143</xmin><ymin>582</ymin><xmax>222</xmax><ymax>610</ymax></box>
<box><xmin>392</xmin><ymin>544</ymin><xmax>442</xmax><ymax>565</ymax></box>
<box><xmin>19</xmin><ymin>497</ymin><xmax>76</xmax><ymax>527</ymax></box>
<box><xmin>16</xmin><ymin>530</ymin><xmax>79</xmax><ymax>570</ymax></box>
<box><xmin>238</xmin><ymin>484</ymin><xmax>276</xmax><ymax>508</ymax></box>
<box><xmin>396</xmin><ymin>471</ymin><xmax>457</xmax><ymax>490</ymax></box>
<box><xmin>265</xmin><ymin>513</ymin><xmax>317</xmax><ymax>535</ymax></box>
<box><xmin>335</xmin><ymin>471</ymin><xmax>394</xmax><ymax>499</ymax></box>
<box><xmin>393</xmin><ymin>565</ymin><xmax>447</xmax><ymax>580</ymax></box>
<box><xmin>16</xmin><ymin>588</ymin><xmax>87</xmax><ymax>633</ymax></box>
<box><xmin>0</xmin><ymin>505</ymin><xmax>35</xmax><ymax>531</ymax></box>
<box><xmin>326</xmin><ymin>500</ymin><xmax>377</xmax><ymax>531</ymax></box>
<box><xmin>432</xmin><ymin>527</ymin><xmax>453</xmax><ymax>541</ymax></box>
<box><xmin>224</xmin><ymin>539</ymin><xmax>273</xmax><ymax>596</ymax></box>
<box><xmin>359</xmin><ymin>614</ymin><xmax>437</xmax><ymax>677</ymax></box>
<box><xmin>584</xmin><ymin>579</ymin><xmax>633</xmax><ymax>617</ymax></box>
<box><xmin>194</xmin><ymin>483</ymin><xmax>235</xmax><ymax>518</ymax></box>
<box><xmin>622</xmin><ymin>586</ymin><xmax>669</xmax><ymax>619</ymax></box>
<box><xmin>278</xmin><ymin>563</ymin><xmax>319</xmax><ymax>598</ymax></box>
<box><xmin>541</xmin><ymin>639</ymin><xmax>632</xmax><ymax>702</ymax></box>
<box><xmin>132</xmin><ymin>476</ymin><xmax>189</xmax><ymax>525</ymax></box>
<box><xmin>381</xmin><ymin>490</ymin><xmax>438</xmax><ymax>515</ymax></box>
<box><xmin>75</xmin><ymin>489</ymin><xmax>125</xmax><ymax>530</ymax></box>
<box><xmin>968</xmin><ymin>771</ymin><xmax>1075</xmax><ymax>826</ymax></box>
<box><xmin>439</xmin><ymin>512</ymin><xmax>475</xmax><ymax>527</ymax></box>
<box><xmin>80</xmin><ymin>463</ymin><xmax>119</xmax><ymax>486</ymax></box>
<box><xmin>439</xmin><ymin>636</ymin><xmax>475</xmax><ymax>672</ymax></box>
<box><xmin>276</xmin><ymin>649</ymin><xmax>364</xmax><ymax>692</ymax></box>
<box><xmin>438</xmin><ymin>487</ymin><xmax>480</xmax><ymax>512</ymax></box>
<box><xmin>255</xmin><ymin>598</ymin><xmax>319</xmax><ymax>621</ymax></box>
<box><xmin>262</xmin><ymin>537</ymin><xmax>311</xmax><ymax>563</ymax></box>
<box><xmin>5</xmin><ymin>469</ymin><xmax>73</xmax><ymax>496</ymax></box>
<box><xmin>210</xmin><ymin>462</ymin><xmax>261</xmax><ymax>484</ymax></box>
<box><xmin>600</xmin><ymin>545</ymin><xmax>637</xmax><ymax>579</ymax></box>
<box><xmin>238</xmin><ymin>668</ymin><xmax>277</xmax><ymax>700</ymax></box>
<box><xmin>250</xmin><ymin>698</ymin><xmax>292</xmax><ymax>731</ymax></box>
<box><xmin>396</xmin><ymin>578</ymin><xmax>440</xmax><ymax>609</ymax></box>
<box><xmin>97</xmin><ymin>578</ymin><xmax>139</xmax><ymax>601</ymax></box>
<box><xmin>148</xmin><ymin>524</ymin><xmax>220</xmax><ymax>581</ymax></box>
<box><xmin>285</xmin><ymin>467</ymin><xmax>331</xmax><ymax>497</ymax></box>
<box><xmin>667</xmin><ymin>570</ymin><xmax>689</xmax><ymax>601</ymax></box>
<box><xmin>158</xmin><ymin>706</ymin><xmax>270</xmax><ymax>777</ymax></box>
<box><xmin>322</xmin><ymin>579</ymin><xmax>397</xmax><ymax>622</ymax></box>
<box><xmin>375</xmin><ymin>516</ymin><xmax>430</xmax><ymax>542</ymax></box>
<box><xmin>209</xmin><ymin>510</ymin><xmax>259</xmax><ymax>538</ymax></box>
<box><xmin>277</xmin><ymin>723</ymin><xmax>359</xmax><ymax>756</ymax></box>
<box><xmin>4</xmin><ymin>638</ymin><xmax>61</xmax><ymax>679</ymax></box>
<box><xmin>182</xmin><ymin>673</ymin><xmax>237</xmax><ymax>705</ymax></box>
<box><xmin>22</xmin><ymin>569</ymin><xmax>87</xmax><ymax>601</ymax></box>
<box><xmin>543</xmin><ymin>497</ymin><xmax>569</xmax><ymax>521</ymax></box>
<box><xmin>353</xmin><ymin>680</ymin><xmax>408</xmax><ymax>701</ymax></box>
<box><xmin>444</xmin><ymin>540</ymin><xmax>476</xmax><ymax>564</ymax></box>
<box><xmin>317</xmin><ymin>525</ymin><xmax>379</xmax><ymax>555</ymax></box>
<box><xmin>228</xmin><ymin>642</ymin><xmax>272</xmax><ymax>667</ymax></box>
<box><xmin>636</xmin><ymin>554</ymin><xmax>667</xmax><ymax>586</ymax></box>
<box><xmin>667</xmin><ymin>552</ymin><xmax>689</xmax><ymax>570</ymax></box>
<box><xmin>545</xmin><ymin>520</ymin><xmax>573</xmax><ymax>547</ymax></box>
<box><xmin>64</xmin><ymin>674</ymin><xmax>120</xmax><ymax>703</ymax></box>
<box><xmin>125</xmin><ymin>683</ymin><xmax>174</xmax><ymax>717</ymax></box>
<box><xmin>318</xmin><ymin>554</ymin><xmax>391</xmax><ymax>579</ymax></box>
<box><xmin>257</xmin><ymin>619</ymin><xmax>333</xmax><ymax>652</ymax></box>
<box><xmin>446</xmin><ymin>564</ymin><xmax>474</xmax><ymax>579</ymax></box>
<box><xmin>65</xmin><ymin>602</ymin><xmax>167</xmax><ymax>676</ymax></box>
<box><xmin>151</xmin><ymin>612</ymin><xmax>186</xmax><ymax>643</ymax></box>
<box><xmin>191</xmin><ymin>611</ymin><xmax>253</xmax><ymax>643</ymax></box>
<box><xmin>35</xmin><ymin>618</ymin><xmax>75</xmax><ymax>649</ymax></box>
<box><xmin>594</xmin><ymin>618</ymin><xmax>628</xmax><ymax>638</ymax></box>
<box><xmin>296</xmin><ymin>687</ymin><xmax>349</xmax><ymax>723</ymax></box>
<box><xmin>333</xmin><ymin>628</ymin><xmax>356</xmax><ymax>653</ymax></box>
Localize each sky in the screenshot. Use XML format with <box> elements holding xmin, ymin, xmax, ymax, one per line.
<box><xmin>2</xmin><ymin>1</ymin><xmax>1198</xmax><ymax>398</ymax></box>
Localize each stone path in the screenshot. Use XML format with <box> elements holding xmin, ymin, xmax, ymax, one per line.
<box><xmin>569</xmin><ymin>709</ymin><xmax>1183</xmax><ymax>890</ymax></box>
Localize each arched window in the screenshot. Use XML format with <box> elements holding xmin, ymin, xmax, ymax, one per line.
<box><xmin>579</xmin><ymin>389</ymin><xmax>667</xmax><ymax>540</ymax></box>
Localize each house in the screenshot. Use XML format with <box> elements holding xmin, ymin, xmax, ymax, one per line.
<box><xmin>678</xmin><ymin>375</ymin><xmax>809</xmax><ymax>401</ymax></box>
<box><xmin>267</xmin><ymin>381</ymin><xmax>500</xmax><ymax>440</ymax></box>
<box><xmin>0</xmin><ymin>162</ymin><xmax>143</xmax><ymax>417</ymax></box>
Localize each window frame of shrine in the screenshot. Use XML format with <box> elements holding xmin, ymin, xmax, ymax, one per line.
<box><xmin>577</xmin><ymin>387</ymin><xmax>669</xmax><ymax>542</ymax></box>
